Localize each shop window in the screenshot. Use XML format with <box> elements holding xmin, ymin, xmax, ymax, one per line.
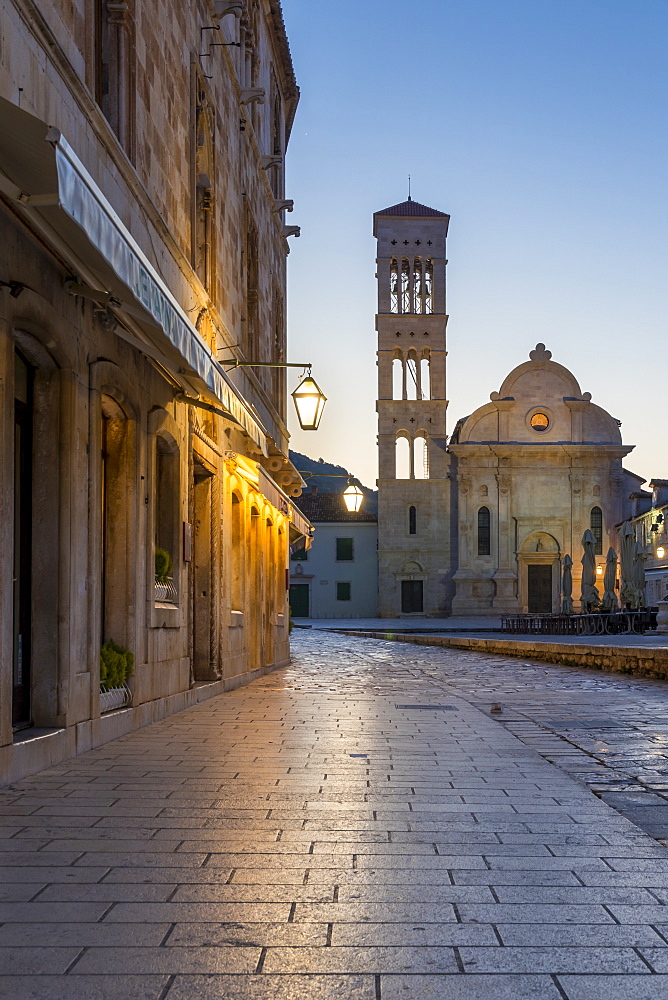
<box><xmin>336</xmin><ymin>581</ymin><xmax>351</xmax><ymax>601</ymax></box>
<box><xmin>231</xmin><ymin>493</ymin><xmax>245</xmax><ymax>610</ymax></box>
<box><xmin>154</xmin><ymin>435</ymin><xmax>179</xmax><ymax>604</ymax></box>
<box><xmin>591</xmin><ymin>506</ymin><xmax>603</xmax><ymax>555</ymax></box>
<box><xmin>336</xmin><ymin>537</ymin><xmax>354</xmax><ymax>561</ymax></box>
<box><xmin>477</xmin><ymin>506</ymin><xmax>491</xmax><ymax>556</ymax></box>
<box><xmin>409</xmin><ymin>505</ymin><xmax>417</xmax><ymax>535</ymax></box>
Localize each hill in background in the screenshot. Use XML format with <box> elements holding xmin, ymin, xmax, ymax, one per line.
<box><xmin>289</xmin><ymin>450</ymin><xmax>378</xmax><ymax>515</ymax></box>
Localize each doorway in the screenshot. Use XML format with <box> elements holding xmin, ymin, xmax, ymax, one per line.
<box><xmin>401</xmin><ymin>579</ymin><xmax>424</xmax><ymax>613</ymax></box>
<box><xmin>527</xmin><ymin>564</ymin><xmax>552</xmax><ymax>613</ymax></box>
<box><xmin>12</xmin><ymin>350</ymin><xmax>33</xmax><ymax>728</ymax></box>
<box><xmin>289</xmin><ymin>583</ymin><xmax>309</xmax><ymax>618</ymax></box>
<box><xmin>193</xmin><ymin>462</ymin><xmax>215</xmax><ymax>680</ymax></box>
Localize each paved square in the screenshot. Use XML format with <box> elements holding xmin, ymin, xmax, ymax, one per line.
<box><xmin>3</xmin><ymin>630</ymin><xmax>668</xmax><ymax>997</ymax></box>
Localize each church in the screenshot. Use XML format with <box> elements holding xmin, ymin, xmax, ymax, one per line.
<box><xmin>375</xmin><ymin>199</ymin><xmax>641</xmax><ymax>617</ymax></box>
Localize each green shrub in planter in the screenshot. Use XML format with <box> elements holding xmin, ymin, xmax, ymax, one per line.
<box><xmin>155</xmin><ymin>547</ymin><xmax>173</xmax><ymax>583</ymax></box>
<box><xmin>100</xmin><ymin>640</ymin><xmax>134</xmax><ymax>690</ymax></box>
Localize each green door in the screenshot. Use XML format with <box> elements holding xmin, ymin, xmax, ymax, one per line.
<box><xmin>289</xmin><ymin>583</ymin><xmax>310</xmax><ymax>618</ymax></box>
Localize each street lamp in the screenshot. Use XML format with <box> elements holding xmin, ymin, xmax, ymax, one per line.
<box><xmin>291</xmin><ymin>373</ymin><xmax>327</xmax><ymax>431</ymax></box>
<box><xmin>342</xmin><ymin>482</ymin><xmax>364</xmax><ymax>513</ymax></box>
<box><xmin>296</xmin><ymin>471</ymin><xmax>365</xmax><ymax>512</ymax></box>
<box><xmin>221</xmin><ymin>357</ymin><xmax>327</xmax><ymax>431</ymax></box>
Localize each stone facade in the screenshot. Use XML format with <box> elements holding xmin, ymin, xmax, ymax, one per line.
<box><xmin>375</xmin><ymin>201</ymin><xmax>639</xmax><ymax>617</ymax></box>
<box><xmin>0</xmin><ymin>0</ymin><xmax>308</xmax><ymax>783</ymax></box>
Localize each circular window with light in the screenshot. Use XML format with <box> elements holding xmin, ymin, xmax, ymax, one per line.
<box><xmin>530</xmin><ymin>411</ymin><xmax>550</xmax><ymax>432</ymax></box>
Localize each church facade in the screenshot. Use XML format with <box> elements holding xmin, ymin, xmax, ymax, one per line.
<box><xmin>375</xmin><ymin>199</ymin><xmax>640</xmax><ymax>617</ymax></box>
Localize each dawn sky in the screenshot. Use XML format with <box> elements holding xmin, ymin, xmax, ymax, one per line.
<box><xmin>282</xmin><ymin>0</ymin><xmax>668</xmax><ymax>491</ymax></box>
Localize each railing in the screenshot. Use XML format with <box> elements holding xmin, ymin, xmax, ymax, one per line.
<box><xmin>501</xmin><ymin>611</ymin><xmax>654</xmax><ymax>636</ymax></box>
<box><xmin>154</xmin><ymin>575</ymin><xmax>178</xmax><ymax>605</ymax></box>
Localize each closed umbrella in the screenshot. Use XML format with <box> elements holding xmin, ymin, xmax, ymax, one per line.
<box><xmin>561</xmin><ymin>554</ymin><xmax>574</xmax><ymax>614</ymax></box>
<box><xmin>580</xmin><ymin>529</ymin><xmax>600</xmax><ymax>612</ymax></box>
<box><xmin>601</xmin><ymin>547</ymin><xmax>619</xmax><ymax>612</ymax></box>
<box><xmin>634</xmin><ymin>540</ymin><xmax>647</xmax><ymax>609</ymax></box>
<box><xmin>619</xmin><ymin>521</ymin><xmax>639</xmax><ymax>610</ymax></box>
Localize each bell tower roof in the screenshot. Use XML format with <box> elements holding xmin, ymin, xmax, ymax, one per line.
<box><xmin>374</xmin><ymin>199</ymin><xmax>449</xmax><ymax>219</ymax></box>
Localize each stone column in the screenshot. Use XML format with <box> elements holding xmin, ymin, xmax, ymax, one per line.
<box><xmin>493</xmin><ymin>471</ymin><xmax>517</xmax><ymax>610</ymax></box>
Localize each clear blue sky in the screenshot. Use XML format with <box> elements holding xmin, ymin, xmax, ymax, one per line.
<box><xmin>282</xmin><ymin>0</ymin><xmax>668</xmax><ymax>489</ymax></box>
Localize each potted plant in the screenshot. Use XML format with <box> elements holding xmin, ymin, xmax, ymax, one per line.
<box><xmin>100</xmin><ymin>640</ymin><xmax>134</xmax><ymax>713</ymax></box>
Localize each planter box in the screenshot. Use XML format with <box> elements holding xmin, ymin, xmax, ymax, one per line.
<box><xmin>100</xmin><ymin>684</ymin><xmax>132</xmax><ymax>714</ymax></box>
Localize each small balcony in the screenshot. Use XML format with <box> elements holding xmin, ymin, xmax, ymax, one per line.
<box><xmin>154</xmin><ymin>575</ymin><xmax>178</xmax><ymax>605</ymax></box>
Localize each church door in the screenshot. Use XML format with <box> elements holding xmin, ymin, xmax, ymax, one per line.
<box><xmin>401</xmin><ymin>580</ymin><xmax>423</xmax><ymax>613</ymax></box>
<box><xmin>527</xmin><ymin>564</ymin><xmax>552</xmax><ymax>613</ymax></box>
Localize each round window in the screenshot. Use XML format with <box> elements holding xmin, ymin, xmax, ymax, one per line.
<box><xmin>530</xmin><ymin>412</ymin><xmax>550</xmax><ymax>432</ymax></box>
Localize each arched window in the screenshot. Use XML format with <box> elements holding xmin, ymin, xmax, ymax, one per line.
<box><xmin>424</xmin><ymin>259</ymin><xmax>433</xmax><ymax>314</ymax></box>
<box><xmin>390</xmin><ymin>258</ymin><xmax>399</xmax><ymax>313</ymax></box>
<box><xmin>396</xmin><ymin>436</ymin><xmax>411</xmax><ymax>479</ymax></box>
<box><xmin>412</xmin><ymin>258</ymin><xmax>423</xmax><ymax>314</ymax></box>
<box><xmin>401</xmin><ymin>258</ymin><xmax>410</xmax><ymax>314</ymax></box>
<box><xmin>405</xmin><ymin>356</ymin><xmax>418</xmax><ymax>400</ymax></box>
<box><xmin>408</xmin><ymin>505</ymin><xmax>417</xmax><ymax>535</ymax></box>
<box><xmin>477</xmin><ymin>506</ymin><xmax>491</xmax><ymax>556</ymax></box>
<box><xmin>591</xmin><ymin>506</ymin><xmax>603</xmax><ymax>555</ymax></box>
<box><xmin>420</xmin><ymin>356</ymin><xmax>430</xmax><ymax>400</ymax></box>
<box><xmin>194</xmin><ymin>85</ymin><xmax>215</xmax><ymax>291</ymax></box>
<box><xmin>392</xmin><ymin>357</ymin><xmax>404</xmax><ymax>400</ymax></box>
<box><xmin>95</xmin><ymin>0</ymin><xmax>136</xmax><ymax>159</ymax></box>
<box><xmin>414</xmin><ymin>434</ymin><xmax>429</xmax><ymax>480</ymax></box>
<box><xmin>231</xmin><ymin>493</ymin><xmax>244</xmax><ymax>610</ymax></box>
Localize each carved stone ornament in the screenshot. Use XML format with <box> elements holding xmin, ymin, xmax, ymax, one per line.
<box><xmin>500</xmin><ymin>521</ymin><xmax>509</xmax><ymax>535</ymax></box>
<box><xmin>496</xmin><ymin>474</ymin><xmax>511</xmax><ymax>495</ymax></box>
<box><xmin>460</xmin><ymin>522</ymin><xmax>470</xmax><ymax>533</ymax></box>
<box><xmin>529</xmin><ymin>343</ymin><xmax>552</xmax><ymax>362</ymax></box>
<box><xmin>459</xmin><ymin>476</ymin><xmax>472</xmax><ymax>494</ymax></box>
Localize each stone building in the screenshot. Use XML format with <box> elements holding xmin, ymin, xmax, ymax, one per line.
<box><xmin>0</xmin><ymin>0</ymin><xmax>308</xmax><ymax>783</ymax></box>
<box><xmin>374</xmin><ymin>199</ymin><xmax>639</xmax><ymax>617</ymax></box>
<box><xmin>626</xmin><ymin>481</ymin><xmax>668</xmax><ymax>607</ymax></box>
<box><xmin>290</xmin><ymin>491</ymin><xmax>378</xmax><ymax>619</ymax></box>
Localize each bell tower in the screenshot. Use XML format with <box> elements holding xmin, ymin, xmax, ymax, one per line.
<box><xmin>374</xmin><ymin>198</ymin><xmax>452</xmax><ymax>616</ymax></box>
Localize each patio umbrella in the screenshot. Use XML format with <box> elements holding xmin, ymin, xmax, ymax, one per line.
<box><xmin>580</xmin><ymin>529</ymin><xmax>600</xmax><ymax>612</ymax></box>
<box><xmin>619</xmin><ymin>521</ymin><xmax>639</xmax><ymax>609</ymax></box>
<box><xmin>601</xmin><ymin>547</ymin><xmax>619</xmax><ymax>612</ymax></box>
<box><xmin>634</xmin><ymin>539</ymin><xmax>647</xmax><ymax>609</ymax></box>
<box><xmin>561</xmin><ymin>554</ymin><xmax>574</xmax><ymax>614</ymax></box>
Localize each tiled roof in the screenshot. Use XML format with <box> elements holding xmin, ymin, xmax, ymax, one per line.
<box><xmin>375</xmin><ymin>199</ymin><xmax>449</xmax><ymax>219</ymax></box>
<box><xmin>293</xmin><ymin>492</ymin><xmax>377</xmax><ymax>523</ymax></box>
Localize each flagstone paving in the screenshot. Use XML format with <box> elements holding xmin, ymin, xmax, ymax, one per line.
<box><xmin>4</xmin><ymin>632</ymin><xmax>668</xmax><ymax>996</ymax></box>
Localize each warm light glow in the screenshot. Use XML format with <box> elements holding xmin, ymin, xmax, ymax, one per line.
<box><xmin>530</xmin><ymin>411</ymin><xmax>549</xmax><ymax>431</ymax></box>
<box><xmin>596</xmin><ymin>565</ymin><xmax>603</xmax><ymax>576</ymax></box>
<box><xmin>658</xmin><ymin>547</ymin><xmax>666</xmax><ymax>559</ymax></box>
<box><xmin>291</xmin><ymin>375</ymin><xmax>327</xmax><ymax>430</ymax></box>
<box><xmin>343</xmin><ymin>483</ymin><xmax>364</xmax><ymax>513</ymax></box>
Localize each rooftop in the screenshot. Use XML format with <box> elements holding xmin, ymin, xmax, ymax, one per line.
<box><xmin>293</xmin><ymin>492</ymin><xmax>378</xmax><ymax>524</ymax></box>
<box><xmin>374</xmin><ymin>198</ymin><xmax>449</xmax><ymax>219</ymax></box>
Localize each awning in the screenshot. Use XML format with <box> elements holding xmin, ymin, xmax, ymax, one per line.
<box><xmin>0</xmin><ymin>97</ymin><xmax>267</xmax><ymax>455</ymax></box>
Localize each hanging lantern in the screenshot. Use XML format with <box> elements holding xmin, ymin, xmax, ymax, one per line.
<box><xmin>291</xmin><ymin>373</ymin><xmax>327</xmax><ymax>431</ymax></box>
<box><xmin>342</xmin><ymin>483</ymin><xmax>364</xmax><ymax>513</ymax></box>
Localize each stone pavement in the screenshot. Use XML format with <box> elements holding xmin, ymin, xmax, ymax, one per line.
<box><xmin>4</xmin><ymin>634</ymin><xmax>668</xmax><ymax>996</ymax></box>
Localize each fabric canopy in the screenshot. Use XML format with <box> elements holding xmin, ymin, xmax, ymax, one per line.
<box><xmin>0</xmin><ymin>97</ymin><xmax>268</xmax><ymax>455</ymax></box>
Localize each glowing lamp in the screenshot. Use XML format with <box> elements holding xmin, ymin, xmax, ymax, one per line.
<box><xmin>658</xmin><ymin>547</ymin><xmax>666</xmax><ymax>560</ymax></box>
<box><xmin>291</xmin><ymin>374</ymin><xmax>327</xmax><ymax>431</ymax></box>
<box><xmin>343</xmin><ymin>483</ymin><xmax>364</xmax><ymax>513</ymax></box>
<box><xmin>596</xmin><ymin>565</ymin><xmax>603</xmax><ymax>576</ymax></box>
